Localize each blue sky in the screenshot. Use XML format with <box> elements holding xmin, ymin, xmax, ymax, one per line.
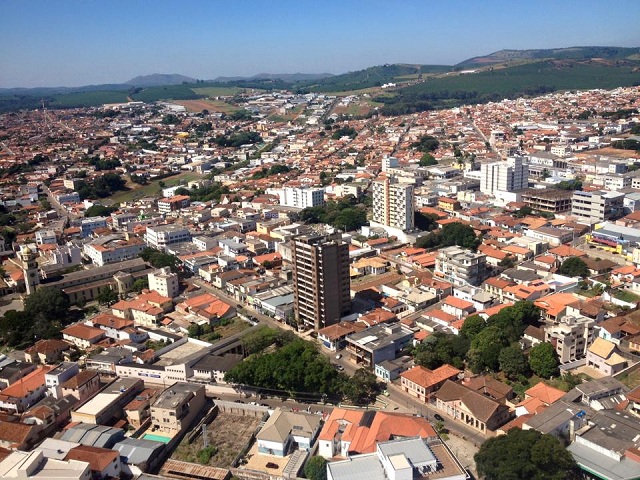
<box><xmin>1</xmin><ymin>0</ymin><xmax>639</xmax><ymax>87</ymax></box>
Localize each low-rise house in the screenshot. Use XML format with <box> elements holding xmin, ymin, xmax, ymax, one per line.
<box><xmin>400</xmin><ymin>364</ymin><xmax>461</xmax><ymax>402</ymax></box>
<box><xmin>0</xmin><ymin>366</ymin><xmax>53</xmax><ymax>413</ymax></box>
<box><xmin>586</xmin><ymin>338</ymin><xmax>628</xmax><ymax>376</ymax></box>
<box><xmin>60</xmin><ymin>424</ymin><xmax>124</xmax><ymax>449</ymax></box>
<box><xmin>113</xmin><ymin>437</ymin><xmax>164</xmax><ymax>477</ymax></box>
<box><xmin>318</xmin><ymin>408</ymin><xmax>437</xmax><ymax>458</ymax></box>
<box><xmin>62</xmin><ymin>324</ymin><xmax>105</xmax><ymax>350</ymax></box>
<box><xmin>65</xmin><ymin>445</ymin><xmax>121</xmax><ymax>479</ymax></box>
<box><xmin>345</xmin><ymin>323</ymin><xmax>414</xmax><ymax>370</ymax></box>
<box><xmin>0</xmin><ymin>450</ymin><xmax>90</xmax><ymax>480</ymax></box>
<box><xmin>60</xmin><ymin>370</ymin><xmax>101</xmax><ymax>406</ymax></box>
<box><xmin>191</xmin><ymin>354</ymin><xmax>243</xmax><ymax>383</ymax></box>
<box><xmin>434</xmin><ymin>380</ymin><xmax>512</xmax><ymax>433</ymax></box>
<box><xmin>45</xmin><ymin>362</ymin><xmax>79</xmax><ymax>399</ymax></box>
<box><xmin>256</xmin><ymin>408</ymin><xmax>321</xmax><ymax>457</ymax></box>
<box><xmin>24</xmin><ymin>339</ymin><xmax>72</xmax><ymax>365</ymax></box>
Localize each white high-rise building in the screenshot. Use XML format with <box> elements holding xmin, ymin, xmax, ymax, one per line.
<box><xmin>480</xmin><ymin>156</ymin><xmax>529</xmax><ymax>195</ymax></box>
<box><xmin>372</xmin><ymin>177</ymin><xmax>414</xmax><ymax>231</ymax></box>
<box><xmin>278</xmin><ymin>187</ymin><xmax>325</xmax><ymax>209</ymax></box>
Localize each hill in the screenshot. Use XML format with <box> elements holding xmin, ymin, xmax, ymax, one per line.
<box><xmin>374</xmin><ymin>58</ymin><xmax>640</xmax><ymax>115</ymax></box>
<box><xmin>457</xmin><ymin>46</ymin><xmax>640</xmax><ymax>68</ymax></box>
<box><xmin>125</xmin><ymin>74</ymin><xmax>197</xmax><ymax>87</ymax></box>
<box><xmin>212</xmin><ymin>72</ymin><xmax>333</xmax><ymax>82</ymax></box>
<box><xmin>296</xmin><ymin>64</ymin><xmax>451</xmax><ymax>93</ymax></box>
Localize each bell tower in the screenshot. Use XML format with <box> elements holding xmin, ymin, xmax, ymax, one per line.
<box><xmin>19</xmin><ymin>245</ymin><xmax>40</xmax><ymax>295</ymax></box>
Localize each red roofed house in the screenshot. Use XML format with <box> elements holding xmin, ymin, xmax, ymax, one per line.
<box><xmin>441</xmin><ymin>296</ymin><xmax>475</xmax><ymax>319</ymax></box>
<box><xmin>24</xmin><ymin>339</ymin><xmax>72</xmax><ymax>365</ymax></box>
<box><xmin>62</xmin><ymin>324</ymin><xmax>105</xmax><ymax>350</ymax></box>
<box><xmin>65</xmin><ymin>445</ymin><xmax>121</xmax><ymax>479</ymax></box>
<box><xmin>0</xmin><ymin>366</ymin><xmax>53</xmax><ymax>413</ymax></box>
<box><xmin>317</xmin><ymin>408</ymin><xmax>437</xmax><ymax>458</ymax></box>
<box><xmin>400</xmin><ymin>364</ymin><xmax>462</xmax><ymax>402</ymax></box>
<box><xmin>176</xmin><ymin>292</ymin><xmax>234</xmax><ymax>324</ymax></box>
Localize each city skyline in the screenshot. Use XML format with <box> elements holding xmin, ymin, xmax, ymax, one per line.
<box><xmin>2</xmin><ymin>0</ymin><xmax>640</xmax><ymax>88</ymax></box>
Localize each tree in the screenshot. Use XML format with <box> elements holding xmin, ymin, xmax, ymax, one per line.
<box><xmin>419</xmin><ymin>153</ymin><xmax>438</xmax><ymax>167</ymax></box>
<box><xmin>140</xmin><ymin>248</ymin><xmax>179</xmax><ymax>271</ymax></box>
<box><xmin>304</xmin><ymin>456</ymin><xmax>327</xmax><ymax>480</ymax></box>
<box><xmin>475</xmin><ymin>428</ymin><xmax>580</xmax><ymax>480</ymax></box>
<box><xmin>499</xmin><ymin>346</ymin><xmax>529</xmax><ymax>379</ymax></box>
<box><xmin>84</xmin><ymin>204</ymin><xmax>117</xmax><ymax>218</ymax></box>
<box><xmin>460</xmin><ymin>314</ymin><xmax>486</xmax><ymax>340</ymax></box>
<box><xmin>96</xmin><ymin>287</ymin><xmax>119</xmax><ymax>306</ymax></box>
<box><xmin>498</xmin><ymin>255</ymin><xmax>516</xmax><ymax>269</ymax></box>
<box><xmin>468</xmin><ymin>326</ymin><xmax>508</xmax><ymax>373</ymax></box>
<box><xmin>24</xmin><ymin>287</ymin><xmax>70</xmax><ymax>322</ymax></box>
<box><xmin>131</xmin><ymin>278</ymin><xmax>149</xmax><ymax>293</ymax></box>
<box><xmin>558</xmin><ymin>257</ymin><xmax>589</xmax><ymax>278</ymax></box>
<box><xmin>342</xmin><ymin>368</ymin><xmax>380</xmax><ymax>405</ymax></box>
<box><xmin>529</xmin><ymin>342</ymin><xmax>559</xmax><ymax>378</ymax></box>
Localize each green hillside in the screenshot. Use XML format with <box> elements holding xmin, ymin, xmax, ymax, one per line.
<box><xmin>457</xmin><ymin>46</ymin><xmax>640</xmax><ymax>67</ymax></box>
<box><xmin>375</xmin><ymin>59</ymin><xmax>640</xmax><ymax>115</ymax></box>
<box><xmin>296</xmin><ymin>64</ymin><xmax>451</xmax><ymax>93</ymax></box>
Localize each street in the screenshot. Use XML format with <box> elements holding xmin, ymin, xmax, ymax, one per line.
<box><xmin>189</xmin><ymin>277</ymin><xmax>483</xmax><ymax>473</ymax></box>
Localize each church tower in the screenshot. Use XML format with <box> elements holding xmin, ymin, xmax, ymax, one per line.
<box><xmin>20</xmin><ymin>245</ymin><xmax>40</xmax><ymax>295</ymax></box>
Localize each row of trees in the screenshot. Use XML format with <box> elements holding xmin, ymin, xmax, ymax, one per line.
<box><xmin>213</xmin><ymin>131</ymin><xmax>262</xmax><ymax>148</ymax></box>
<box><xmin>415</xmin><ymin>222</ymin><xmax>481</xmax><ymax>251</ymax></box>
<box><xmin>225</xmin><ymin>328</ymin><xmax>380</xmax><ymax>405</ymax></box>
<box><xmin>251</xmin><ymin>164</ymin><xmax>291</xmax><ymax>179</ymax></box>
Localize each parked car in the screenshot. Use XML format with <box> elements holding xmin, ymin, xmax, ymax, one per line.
<box><xmin>335</xmin><ymin>364</ymin><xmax>344</xmax><ymax>371</ymax></box>
<box><xmin>434</xmin><ymin>413</ymin><xmax>444</xmax><ymax>422</ymax></box>
<box><xmin>335</xmin><ymin>353</ymin><xmax>342</xmax><ymax>360</ymax></box>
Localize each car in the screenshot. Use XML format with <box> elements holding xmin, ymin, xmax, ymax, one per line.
<box><xmin>335</xmin><ymin>353</ymin><xmax>342</xmax><ymax>360</ymax></box>
<box><xmin>265</xmin><ymin>462</ymin><xmax>279</xmax><ymax>469</ymax></box>
<box><xmin>335</xmin><ymin>365</ymin><xmax>344</xmax><ymax>371</ymax></box>
<box><xmin>434</xmin><ymin>413</ymin><xmax>444</xmax><ymax>422</ymax></box>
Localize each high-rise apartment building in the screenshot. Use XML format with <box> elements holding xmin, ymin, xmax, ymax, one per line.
<box><xmin>292</xmin><ymin>234</ymin><xmax>350</xmax><ymax>331</ymax></box>
<box><xmin>148</xmin><ymin>267</ymin><xmax>180</xmax><ymax>298</ymax></box>
<box><xmin>480</xmin><ymin>156</ymin><xmax>529</xmax><ymax>195</ymax></box>
<box><xmin>372</xmin><ymin>177</ymin><xmax>414</xmax><ymax>231</ymax></box>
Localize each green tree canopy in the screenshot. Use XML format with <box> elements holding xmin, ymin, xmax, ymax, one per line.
<box><xmin>460</xmin><ymin>314</ymin><xmax>486</xmax><ymax>340</ymax></box>
<box><xmin>558</xmin><ymin>257</ymin><xmax>589</xmax><ymax>278</ymax></box>
<box><xmin>498</xmin><ymin>345</ymin><xmax>529</xmax><ymax>379</ymax></box>
<box><xmin>413</xmin><ymin>331</ymin><xmax>468</xmax><ymax>370</ymax></box>
<box><xmin>304</xmin><ymin>456</ymin><xmax>328</xmax><ymax>480</ymax></box>
<box><xmin>411</xmin><ymin>135</ymin><xmax>440</xmax><ymax>153</ymax></box>
<box><xmin>529</xmin><ymin>342</ymin><xmax>560</xmax><ymax>378</ymax></box>
<box><xmin>342</xmin><ymin>368</ymin><xmax>381</xmax><ymax>406</ymax></box>
<box><xmin>415</xmin><ymin>222</ymin><xmax>481</xmax><ymax>251</ymax></box>
<box><xmin>475</xmin><ymin>428</ymin><xmax>580</xmax><ymax>480</ymax></box>
<box><xmin>419</xmin><ymin>153</ymin><xmax>438</xmax><ymax>166</ymax></box>
<box><xmin>84</xmin><ymin>204</ymin><xmax>117</xmax><ymax>218</ymax></box>
<box><xmin>140</xmin><ymin>248</ymin><xmax>179</xmax><ymax>271</ymax></box>
<box><xmin>467</xmin><ymin>326</ymin><xmax>509</xmax><ymax>373</ymax></box>
<box><xmin>96</xmin><ymin>287</ymin><xmax>119</xmax><ymax>306</ymax></box>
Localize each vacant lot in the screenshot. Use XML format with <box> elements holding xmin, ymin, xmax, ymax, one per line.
<box><xmin>106</xmin><ymin>171</ymin><xmax>202</xmax><ymax>205</ymax></box>
<box><xmin>172</xmin><ymin>412</ymin><xmax>262</xmax><ymax>468</ymax></box>
<box><xmin>617</xmin><ymin>365</ymin><xmax>640</xmax><ymax>389</ymax></box>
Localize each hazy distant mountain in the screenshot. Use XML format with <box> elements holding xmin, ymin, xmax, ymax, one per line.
<box><xmin>456</xmin><ymin>46</ymin><xmax>640</xmax><ymax>67</ymax></box>
<box><xmin>125</xmin><ymin>74</ymin><xmax>197</xmax><ymax>87</ymax></box>
<box><xmin>212</xmin><ymin>72</ymin><xmax>334</xmax><ymax>82</ymax></box>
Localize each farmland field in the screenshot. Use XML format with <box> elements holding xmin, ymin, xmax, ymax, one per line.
<box><xmin>49</xmin><ymin>90</ymin><xmax>131</xmax><ymax>107</ymax></box>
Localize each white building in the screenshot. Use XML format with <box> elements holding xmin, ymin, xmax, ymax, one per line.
<box><xmin>278</xmin><ymin>187</ymin><xmax>325</xmax><ymax>209</ymax></box>
<box><xmin>381</xmin><ymin>156</ymin><xmax>399</xmax><ymax>172</ymax></box>
<box><xmin>0</xmin><ymin>451</ymin><xmax>90</xmax><ymax>480</ymax></box>
<box><xmin>144</xmin><ymin>225</ymin><xmax>191</xmax><ymax>251</ymax></box>
<box><xmin>148</xmin><ymin>267</ymin><xmax>179</xmax><ymax>298</ymax></box>
<box><xmin>372</xmin><ymin>177</ymin><xmax>414</xmax><ymax>231</ymax></box>
<box><xmin>480</xmin><ymin>156</ymin><xmax>529</xmax><ymax>195</ymax></box>
<box><xmin>83</xmin><ymin>235</ymin><xmax>146</xmax><ymax>267</ymax></box>
<box><xmin>35</xmin><ymin>230</ymin><xmax>57</xmax><ymax>245</ymax></box>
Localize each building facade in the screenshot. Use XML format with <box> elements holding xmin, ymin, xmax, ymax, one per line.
<box><xmin>571</xmin><ymin>190</ymin><xmax>624</xmax><ymax>224</ymax></box>
<box><xmin>148</xmin><ymin>267</ymin><xmax>179</xmax><ymax>298</ymax></box>
<box><xmin>292</xmin><ymin>234</ymin><xmax>350</xmax><ymax>331</ymax></box>
<box><xmin>372</xmin><ymin>177</ymin><xmax>415</xmax><ymax>231</ymax></box>
<box><xmin>278</xmin><ymin>187</ymin><xmax>325</xmax><ymax>209</ymax></box>
<box><xmin>435</xmin><ymin>246</ymin><xmax>488</xmax><ymax>286</ymax></box>
<box><xmin>480</xmin><ymin>156</ymin><xmax>529</xmax><ymax>195</ymax></box>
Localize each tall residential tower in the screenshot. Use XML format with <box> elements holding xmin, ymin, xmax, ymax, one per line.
<box><xmin>372</xmin><ymin>177</ymin><xmax>415</xmax><ymax>231</ymax></box>
<box><xmin>292</xmin><ymin>233</ymin><xmax>350</xmax><ymax>331</ymax></box>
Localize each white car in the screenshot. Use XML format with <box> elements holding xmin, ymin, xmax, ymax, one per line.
<box><xmin>335</xmin><ymin>353</ymin><xmax>342</xmax><ymax>359</ymax></box>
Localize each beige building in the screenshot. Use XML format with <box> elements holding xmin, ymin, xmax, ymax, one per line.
<box><xmin>148</xmin><ymin>267</ymin><xmax>179</xmax><ymax>298</ymax></box>
<box><xmin>292</xmin><ymin>234</ymin><xmax>350</xmax><ymax>331</ymax></box>
<box><xmin>372</xmin><ymin>177</ymin><xmax>414</xmax><ymax>231</ymax></box>
<box><xmin>544</xmin><ymin>315</ymin><xmax>596</xmax><ymax>363</ymax></box>
<box><xmin>150</xmin><ymin>383</ymin><xmax>206</xmax><ymax>437</ymax></box>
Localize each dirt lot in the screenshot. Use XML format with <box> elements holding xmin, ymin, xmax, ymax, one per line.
<box><xmin>172</xmin><ymin>412</ymin><xmax>262</xmax><ymax>468</ymax></box>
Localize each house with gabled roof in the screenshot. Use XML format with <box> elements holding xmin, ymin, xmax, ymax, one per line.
<box><xmin>400</xmin><ymin>364</ymin><xmax>461</xmax><ymax>402</ymax></box>
<box><xmin>586</xmin><ymin>337</ymin><xmax>628</xmax><ymax>376</ymax></box>
<box><xmin>434</xmin><ymin>380</ymin><xmax>513</xmax><ymax>433</ymax></box>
